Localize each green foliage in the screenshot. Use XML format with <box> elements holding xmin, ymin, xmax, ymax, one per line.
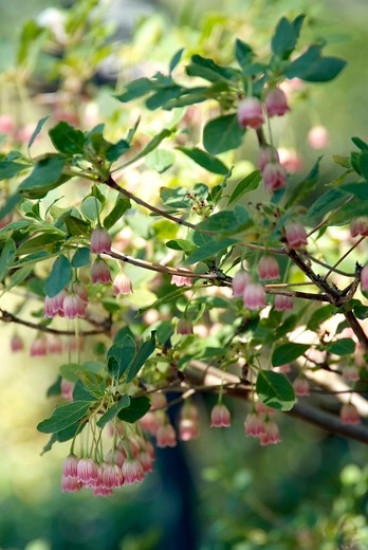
<box><xmin>256</xmin><ymin>370</ymin><xmax>295</xmax><ymax>411</ymax></box>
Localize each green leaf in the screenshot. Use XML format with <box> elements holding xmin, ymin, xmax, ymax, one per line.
<box><xmin>228</xmin><ymin>171</ymin><xmax>261</xmax><ymax>204</ymax></box>
<box><xmin>327</xmin><ymin>338</ymin><xmax>355</xmax><ymax>356</ymax></box>
<box><xmin>203</xmin><ymin>114</ymin><xmax>245</xmax><ymax>155</ymax></box>
<box><xmin>338</xmin><ymin>182</ymin><xmax>368</xmax><ymax>201</ymax></box>
<box><xmin>235</xmin><ymin>39</ymin><xmax>254</xmax><ymax>71</ymax></box>
<box><xmin>106</xmin><ymin>139</ymin><xmax>130</xmax><ymax>162</ymax></box>
<box><xmin>28</xmin><ymin>116</ymin><xmax>48</xmax><ymax>149</ymax></box>
<box><xmin>0</xmin><ymin>160</ymin><xmax>28</xmax><ymax>180</ymax></box>
<box><xmin>63</xmin><ymin>215</ymin><xmax>90</xmax><ymax>236</ymax></box>
<box><xmin>186</xmin><ymin>54</ymin><xmax>236</xmax><ymax>82</ymax></box>
<box><xmin>126</xmin><ymin>332</ymin><xmax>156</xmax><ymax>383</ymax></box>
<box><xmin>49</xmin><ymin>122</ymin><xmax>85</xmax><ymax>155</ymax></box>
<box><xmin>81</xmin><ymin>196</ymin><xmax>102</xmax><ymax>221</ymax></box>
<box><xmin>177</xmin><ymin>147</ymin><xmax>229</xmax><ymax>175</ymax></box>
<box><xmin>196</xmin><ymin>209</ymin><xmax>249</xmax><ymax>235</ymax></box>
<box><xmin>117</xmin><ymin>395</ymin><xmax>151</xmax><ymax>423</ymax></box>
<box><xmin>73</xmin><ymin>379</ymin><xmax>101</xmax><ymax>401</ymax></box>
<box><xmin>7</xmin><ymin>265</ymin><xmax>33</xmax><ymax>290</ymax></box>
<box><xmin>103</xmin><ymin>196</ymin><xmax>130</xmax><ymax>229</ymax></box>
<box><xmin>307</xmin><ymin>305</ymin><xmax>337</xmax><ymax>331</ymax></box>
<box><xmin>44</xmin><ymin>254</ymin><xmax>72</xmax><ymax>297</ymax></box>
<box><xmin>115</xmin><ymin>78</ymin><xmax>153</xmax><ymax>103</ymax></box>
<box><xmin>96</xmin><ymin>395</ymin><xmax>131</xmax><ymax>429</ymax></box>
<box><xmin>351</xmin><ymin>136</ymin><xmax>368</xmax><ymax>152</ymax></box>
<box><xmin>358</xmin><ymin>152</ymin><xmax>368</xmax><ymax>180</ymax></box>
<box><xmin>285</xmin><ymin>46</ymin><xmax>346</xmax><ymax>82</ymax></box>
<box><xmin>256</xmin><ymin>370</ymin><xmax>295</xmax><ymax>411</ymax></box>
<box><xmin>0</xmin><ymin>239</ymin><xmax>16</xmax><ymax>281</ymax></box>
<box><xmin>17</xmin><ymin>19</ymin><xmax>44</xmax><ymax>65</ymax></box>
<box><xmin>145</xmin><ymin>149</ymin><xmax>175</xmax><ymax>173</ymax></box>
<box><xmin>0</xmin><ymin>193</ymin><xmax>21</xmax><ymax>221</ymax></box>
<box><xmin>37</xmin><ymin>401</ymin><xmax>92</xmax><ymax>434</ymax></box>
<box><xmin>107</xmin><ymin>335</ymin><xmax>137</xmax><ymax>379</ymax></box>
<box><xmin>272</xmin><ymin>342</ymin><xmax>310</xmax><ymax>366</ymax></box>
<box><xmin>124</xmin><ymin>129</ymin><xmax>172</xmax><ymax>167</ymax></box>
<box><xmin>72</xmin><ymin>247</ymin><xmax>90</xmax><ymax>268</ymax></box>
<box><xmin>285</xmin><ymin>158</ymin><xmax>321</xmax><ymax>209</ymax></box>
<box><xmin>306</xmin><ymin>188</ymin><xmax>345</xmax><ymax>224</ymax></box>
<box><xmin>146</xmin><ymin>85</ymin><xmax>182</xmax><ymax>110</ymax></box>
<box><xmin>169</xmin><ymin>48</ymin><xmax>184</xmax><ymax>72</ymax></box>
<box><xmin>17</xmin><ymin>233</ymin><xmax>65</xmax><ymax>255</ymax></box>
<box><xmin>271</xmin><ymin>16</ymin><xmax>300</xmax><ymax>59</ymax></box>
<box><xmin>185</xmin><ymin>238</ymin><xmax>237</xmax><ymax>264</ymax></box>
<box><xmin>165</xmin><ymin>239</ymin><xmax>196</xmax><ymax>253</ymax></box>
<box><xmin>18</xmin><ymin>156</ymin><xmax>66</xmax><ymax>199</ymax></box>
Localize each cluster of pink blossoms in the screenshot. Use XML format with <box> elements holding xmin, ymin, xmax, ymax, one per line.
<box><xmin>237</xmin><ymin>88</ymin><xmax>290</xmax><ymax>192</ymax></box>
<box><xmin>244</xmin><ymin>402</ymin><xmax>281</xmax><ymax>446</ymax></box>
<box><xmin>12</xmin><ymin>333</ymin><xmax>83</xmax><ymax>357</ymax></box>
<box><xmin>62</xmin><ymin>430</ymin><xmax>155</xmax><ymax>496</ymax></box>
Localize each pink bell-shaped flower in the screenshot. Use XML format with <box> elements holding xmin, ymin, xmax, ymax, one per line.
<box><xmin>262</xmin><ymin>162</ymin><xmax>287</xmax><ymax>191</ymax></box>
<box><xmin>265</xmin><ymin>87</ymin><xmax>290</xmax><ymax>117</ymax></box>
<box><xmin>257</xmin><ymin>256</ymin><xmax>280</xmax><ymax>281</ymax></box>
<box><xmin>243</xmin><ymin>282</ymin><xmax>266</xmax><ymax>310</ymax></box>
<box><xmin>237</xmin><ymin>97</ymin><xmax>264</xmax><ymax>129</ymax></box>
<box><xmin>285</xmin><ymin>223</ymin><xmax>308</xmax><ymax>249</ymax></box>
<box><xmin>90</xmin><ymin>226</ymin><xmax>111</xmax><ymax>254</ymax></box>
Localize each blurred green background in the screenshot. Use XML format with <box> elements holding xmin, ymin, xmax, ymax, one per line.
<box><xmin>2</xmin><ymin>1</ymin><xmax>368</xmax><ymax>549</ymax></box>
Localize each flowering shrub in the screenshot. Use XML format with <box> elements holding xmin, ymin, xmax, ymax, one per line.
<box><xmin>2</xmin><ymin>2</ymin><xmax>368</xmax><ymax>499</ymax></box>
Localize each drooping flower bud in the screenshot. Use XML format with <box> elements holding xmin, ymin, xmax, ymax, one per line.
<box><xmin>90</xmin><ymin>227</ymin><xmax>111</xmax><ymax>254</ymax></box>
<box><xmin>285</xmin><ymin>223</ymin><xmax>308</xmax><ymax>249</ymax></box>
<box><xmin>361</xmin><ymin>265</ymin><xmax>368</xmax><ymax>292</ymax></box>
<box><xmin>257</xmin><ymin>145</ymin><xmax>279</xmax><ymax>173</ymax></box>
<box><xmin>10</xmin><ymin>333</ymin><xmax>24</xmax><ymax>353</ymax></box>
<box><xmin>232</xmin><ymin>270</ymin><xmax>251</xmax><ymax>297</ymax></box>
<box><xmin>265</xmin><ymin>87</ymin><xmax>290</xmax><ymax>117</ymax></box>
<box><xmin>278</xmin><ymin>147</ymin><xmax>303</xmax><ymax>173</ymax></box>
<box><xmin>307</xmin><ymin>125</ymin><xmax>329</xmax><ymax>149</ymax></box>
<box><xmin>262</xmin><ymin>162</ymin><xmax>287</xmax><ymax>191</ymax></box>
<box><xmin>179</xmin><ymin>403</ymin><xmax>200</xmax><ymax>441</ymax></box>
<box><xmin>156</xmin><ymin>423</ymin><xmax>177</xmax><ymax>448</ymax></box>
<box><xmin>243</xmin><ymin>282</ymin><xmax>266</xmax><ymax>310</ymax></box>
<box><xmin>30</xmin><ymin>336</ymin><xmax>47</xmax><ymax>357</ymax></box>
<box><xmin>274</xmin><ymin>294</ymin><xmax>294</xmax><ymax>311</ymax></box>
<box><xmin>259</xmin><ymin>420</ymin><xmax>281</xmax><ymax>446</ymax></box>
<box><xmin>340</xmin><ymin>403</ymin><xmax>360</xmax><ymax>425</ymax></box>
<box><xmin>112</xmin><ymin>273</ymin><xmax>132</xmax><ymax>295</ymax></box>
<box><xmin>237</xmin><ymin>97</ymin><xmax>264</xmax><ymax>129</ymax></box>
<box><xmin>63</xmin><ymin>293</ymin><xmax>87</xmax><ymax>319</ymax></box>
<box><xmin>351</xmin><ymin>217</ymin><xmax>368</xmax><ymax>238</ymax></box>
<box><xmin>171</xmin><ymin>274</ymin><xmax>192</xmax><ymax>287</ymax></box>
<box><xmin>257</xmin><ymin>256</ymin><xmax>280</xmax><ymax>281</ymax></box>
<box><xmin>177</xmin><ymin>318</ymin><xmax>194</xmax><ymax>335</ymax></box>
<box><xmin>293</xmin><ymin>377</ymin><xmax>310</xmax><ymax>396</ymax></box>
<box><xmin>210</xmin><ymin>403</ymin><xmax>231</xmax><ymax>428</ymax></box>
<box><xmin>91</xmin><ymin>258</ymin><xmax>112</xmax><ymax>284</ymax></box>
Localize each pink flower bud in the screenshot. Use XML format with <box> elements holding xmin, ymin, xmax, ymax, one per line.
<box><xmin>210</xmin><ymin>403</ymin><xmax>231</xmax><ymax>428</ymax></box>
<box><xmin>257</xmin><ymin>256</ymin><xmax>280</xmax><ymax>281</ymax></box>
<box><xmin>77</xmin><ymin>458</ymin><xmax>99</xmax><ymax>486</ymax></box>
<box><xmin>90</xmin><ymin>227</ymin><xmax>111</xmax><ymax>254</ymax></box>
<box><xmin>91</xmin><ymin>258</ymin><xmax>112</xmax><ymax>284</ymax></box>
<box><xmin>244</xmin><ymin>412</ymin><xmax>265</xmax><ymax>437</ymax></box>
<box><xmin>63</xmin><ymin>454</ymin><xmax>79</xmax><ymax>478</ymax></box>
<box><xmin>293</xmin><ymin>378</ymin><xmax>310</xmax><ymax>396</ymax></box>
<box><xmin>73</xmin><ymin>282</ymin><xmax>88</xmax><ymax>303</ymax></box>
<box><xmin>44</xmin><ymin>290</ymin><xmax>67</xmax><ymax>318</ymax></box>
<box><xmin>259</xmin><ymin>420</ymin><xmax>281</xmax><ymax>446</ymax></box>
<box><xmin>278</xmin><ymin>148</ymin><xmax>303</xmax><ymax>173</ymax></box>
<box><xmin>156</xmin><ymin>423</ymin><xmax>177</xmax><ymax>448</ymax></box>
<box><xmin>361</xmin><ymin>265</ymin><xmax>368</xmax><ymax>292</ymax></box>
<box><xmin>61</xmin><ymin>475</ymin><xmax>82</xmax><ymax>493</ymax></box>
<box><xmin>237</xmin><ymin>97</ymin><xmax>264</xmax><ymax>129</ymax></box>
<box><xmin>262</xmin><ymin>162</ymin><xmax>287</xmax><ymax>191</ymax></box>
<box><xmin>340</xmin><ymin>403</ymin><xmax>360</xmax><ymax>425</ymax></box>
<box><xmin>307</xmin><ymin>125</ymin><xmax>329</xmax><ymax>149</ymax></box>
<box><xmin>112</xmin><ymin>273</ymin><xmax>132</xmax><ymax>295</ymax></box>
<box><xmin>171</xmin><ymin>274</ymin><xmax>192</xmax><ymax>287</ymax></box>
<box><xmin>274</xmin><ymin>294</ymin><xmax>294</xmax><ymax>311</ymax></box>
<box><xmin>265</xmin><ymin>87</ymin><xmax>290</xmax><ymax>117</ymax></box>
<box><xmin>351</xmin><ymin>217</ymin><xmax>368</xmax><ymax>238</ymax></box>
<box><xmin>61</xmin><ymin>379</ymin><xmax>75</xmax><ymax>401</ymax></box>
<box><xmin>257</xmin><ymin>145</ymin><xmax>279</xmax><ymax>173</ymax></box>
<box><xmin>243</xmin><ymin>282</ymin><xmax>266</xmax><ymax>310</ymax></box>
<box><xmin>122</xmin><ymin>458</ymin><xmax>144</xmax><ymax>484</ymax></box>
<box><xmin>285</xmin><ymin>223</ymin><xmax>308</xmax><ymax>249</ymax></box>
<box><xmin>30</xmin><ymin>336</ymin><xmax>47</xmax><ymax>357</ymax></box>
<box><xmin>0</xmin><ymin>114</ymin><xmax>15</xmax><ymax>135</ymax></box>
<box><xmin>47</xmin><ymin>335</ymin><xmax>63</xmax><ymax>354</ymax></box>
<box><xmin>63</xmin><ymin>293</ymin><xmax>87</xmax><ymax>319</ymax></box>
<box><xmin>177</xmin><ymin>318</ymin><xmax>193</xmax><ymax>335</ymax></box>
<box><xmin>10</xmin><ymin>334</ymin><xmax>24</xmax><ymax>353</ymax></box>
<box><xmin>232</xmin><ymin>270</ymin><xmax>251</xmax><ymax>297</ymax></box>
<box><xmin>179</xmin><ymin>403</ymin><xmax>200</xmax><ymax>441</ymax></box>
